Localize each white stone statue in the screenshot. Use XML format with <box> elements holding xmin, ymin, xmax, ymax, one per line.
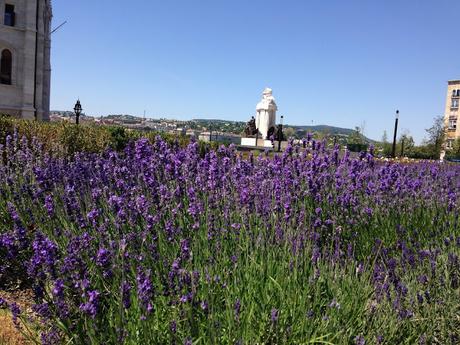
<box><xmin>255</xmin><ymin>88</ymin><xmax>278</xmax><ymax>140</ymax></box>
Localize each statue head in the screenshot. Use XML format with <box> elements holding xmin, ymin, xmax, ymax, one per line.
<box><xmin>262</xmin><ymin>88</ymin><xmax>273</xmax><ymax>99</ymax></box>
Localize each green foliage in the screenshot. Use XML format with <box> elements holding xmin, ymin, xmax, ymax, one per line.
<box><xmin>398</xmin><ymin>133</ymin><xmax>415</xmax><ymax>156</ymax></box>
<box><xmin>283</xmin><ymin>127</ymin><xmax>296</xmax><ymax>138</ymax></box>
<box><xmin>0</xmin><ymin>116</ymin><xmax>219</xmax><ymax>157</ymax></box>
<box><xmin>379</xmin><ymin>130</ymin><xmax>392</xmax><ymax>157</ymax></box>
<box><xmin>347</xmin><ymin>126</ymin><xmax>370</xmax><ymax>153</ymax></box>
<box><xmin>348</xmin><ymin>126</ymin><xmax>366</xmax><ymax>145</ymax></box>
<box><xmin>446</xmin><ymin>138</ymin><xmax>460</xmax><ymax>160</ymax></box>
<box><xmin>423</xmin><ymin>116</ymin><xmax>445</xmax><ymax>159</ymax></box>
<box><xmin>108</xmin><ymin>126</ymin><xmax>129</xmax><ymax>151</ymax></box>
<box><xmin>347</xmin><ymin>143</ymin><xmax>368</xmax><ymax>153</ymax></box>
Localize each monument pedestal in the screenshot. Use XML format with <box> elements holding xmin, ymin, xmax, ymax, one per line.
<box><xmin>240</xmin><ymin>137</ymin><xmax>274</xmax><ymax>148</ymax></box>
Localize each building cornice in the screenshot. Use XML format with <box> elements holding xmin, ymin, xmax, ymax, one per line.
<box><xmin>0</xmin><ymin>24</ymin><xmax>28</xmax><ymax>33</ymax></box>
<box><xmin>0</xmin><ymin>105</ymin><xmax>35</xmax><ymax>112</ymax></box>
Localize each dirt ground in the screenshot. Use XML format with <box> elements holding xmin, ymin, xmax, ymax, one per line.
<box><xmin>0</xmin><ymin>290</ymin><xmax>34</xmax><ymax>345</ymax></box>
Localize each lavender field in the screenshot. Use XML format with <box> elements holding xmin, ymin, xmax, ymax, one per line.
<box><xmin>0</xmin><ymin>132</ymin><xmax>459</xmax><ymax>344</ymax></box>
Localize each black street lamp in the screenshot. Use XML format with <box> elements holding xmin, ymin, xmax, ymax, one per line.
<box><xmin>74</xmin><ymin>99</ymin><xmax>82</xmax><ymax>125</ymax></box>
<box><xmin>278</xmin><ymin>115</ymin><xmax>284</xmax><ymax>152</ymax></box>
<box><xmin>255</xmin><ymin>113</ymin><xmax>260</xmax><ymax>147</ymax></box>
<box><xmin>392</xmin><ymin>110</ymin><xmax>399</xmax><ymax>158</ymax></box>
<box><xmin>209</xmin><ymin>123</ymin><xmax>216</xmax><ymax>143</ymax></box>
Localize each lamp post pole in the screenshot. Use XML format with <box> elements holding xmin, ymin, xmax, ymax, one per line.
<box><xmin>278</xmin><ymin>115</ymin><xmax>284</xmax><ymax>152</ymax></box>
<box><xmin>392</xmin><ymin>110</ymin><xmax>399</xmax><ymax>158</ymax></box>
<box><xmin>73</xmin><ymin>99</ymin><xmax>82</xmax><ymax>125</ymax></box>
<box><xmin>255</xmin><ymin>111</ymin><xmax>260</xmax><ymax>147</ymax></box>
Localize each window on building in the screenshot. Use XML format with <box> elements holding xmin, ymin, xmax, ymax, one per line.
<box><xmin>457</xmin><ymin>90</ymin><xmax>460</xmax><ymax>97</ymax></box>
<box><xmin>449</xmin><ymin>119</ymin><xmax>457</xmax><ymax>130</ymax></box>
<box><xmin>0</xmin><ymin>49</ymin><xmax>12</xmax><ymax>85</ymax></box>
<box><xmin>452</xmin><ymin>99</ymin><xmax>459</xmax><ymax>108</ymax></box>
<box><xmin>454</xmin><ymin>90</ymin><xmax>457</xmax><ymax>97</ymax></box>
<box><xmin>4</xmin><ymin>4</ymin><xmax>15</xmax><ymax>27</ymax></box>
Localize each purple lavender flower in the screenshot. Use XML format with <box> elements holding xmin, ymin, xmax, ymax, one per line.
<box><xmin>270</xmin><ymin>308</ymin><xmax>279</xmax><ymax>324</ymax></box>
<box><xmin>52</xmin><ymin>279</ymin><xmax>65</xmax><ymax>298</ymax></box>
<box><xmin>79</xmin><ymin>290</ymin><xmax>100</xmax><ymax>318</ymax></box>
<box><xmin>96</xmin><ymin>247</ymin><xmax>111</xmax><ymax>267</ymax></box>
<box><xmin>418</xmin><ymin>275</ymin><xmax>428</xmax><ymax>285</ymax></box>
<box><xmin>170</xmin><ymin>320</ymin><xmax>177</xmax><ymax>333</ymax></box>
<box><xmin>87</xmin><ymin>209</ymin><xmax>100</xmax><ymax>224</ymax></box>
<box><xmin>354</xmin><ymin>335</ymin><xmax>365</xmax><ymax>345</ymax></box>
<box><xmin>200</xmin><ymin>300</ymin><xmax>209</xmax><ymax>312</ymax></box>
<box><xmin>122</xmin><ymin>280</ymin><xmax>131</xmax><ymax>309</ymax></box>
<box><xmin>234</xmin><ymin>299</ymin><xmax>241</xmax><ymax>321</ymax></box>
<box><xmin>311</xmin><ymin>246</ymin><xmax>321</xmax><ymax>265</ymax></box>
<box><xmin>419</xmin><ymin>334</ymin><xmax>427</xmax><ymax>345</ymax></box>
<box><xmin>40</xmin><ymin>328</ymin><xmax>61</xmax><ymax>345</ymax></box>
<box><xmin>180</xmin><ymin>239</ymin><xmax>191</xmax><ymax>261</ymax></box>
<box><xmin>329</xmin><ymin>299</ymin><xmax>341</xmax><ymax>309</ymax></box>
<box><xmin>32</xmin><ymin>303</ymin><xmax>51</xmax><ymax>319</ymax></box>
<box><xmin>136</xmin><ymin>269</ymin><xmax>154</xmax><ymax>317</ymax></box>
<box><xmin>44</xmin><ymin>195</ymin><xmax>54</xmax><ymax>217</ymax></box>
<box><xmin>28</xmin><ymin>232</ymin><xmax>58</xmax><ymax>280</ymax></box>
<box><xmin>180</xmin><ymin>292</ymin><xmax>194</xmax><ymax>304</ymax></box>
<box><xmin>10</xmin><ymin>302</ymin><xmax>21</xmax><ymax>325</ymax></box>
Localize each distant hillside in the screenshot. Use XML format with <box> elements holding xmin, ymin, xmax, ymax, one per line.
<box><xmin>193</xmin><ymin>119</ymin><xmax>375</xmax><ymax>143</ymax></box>
<box><xmin>50</xmin><ymin>112</ymin><xmax>375</xmax><ymax>142</ymax></box>
<box><xmin>290</xmin><ymin>125</ymin><xmax>355</xmax><ymax>136</ymax></box>
<box><xmin>289</xmin><ymin>124</ymin><xmax>376</xmax><ymax>143</ymax></box>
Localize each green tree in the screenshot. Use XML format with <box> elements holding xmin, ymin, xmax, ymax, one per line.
<box><xmin>349</xmin><ymin>126</ymin><xmax>365</xmax><ymax>145</ymax></box>
<box><xmin>381</xmin><ymin>130</ymin><xmax>388</xmax><ymax>144</ymax></box>
<box><xmin>284</xmin><ymin>127</ymin><xmax>296</xmax><ymax>138</ymax></box>
<box><xmin>446</xmin><ymin>137</ymin><xmax>460</xmax><ymax>159</ymax></box>
<box><xmin>423</xmin><ymin>116</ymin><xmax>446</xmax><ymax>159</ymax></box>
<box><xmin>347</xmin><ymin>125</ymin><xmax>368</xmax><ymax>152</ymax></box>
<box><xmin>398</xmin><ymin>131</ymin><xmax>415</xmax><ymax>156</ymax></box>
<box><xmin>381</xmin><ymin>130</ymin><xmax>392</xmax><ymax>157</ymax></box>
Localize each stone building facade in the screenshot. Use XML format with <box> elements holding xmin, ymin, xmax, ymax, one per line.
<box><xmin>443</xmin><ymin>80</ymin><xmax>460</xmax><ymax>150</ymax></box>
<box><xmin>0</xmin><ymin>0</ymin><xmax>52</xmax><ymax>120</ymax></box>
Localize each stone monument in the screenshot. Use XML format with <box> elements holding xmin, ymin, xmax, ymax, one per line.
<box><xmin>256</xmin><ymin>88</ymin><xmax>277</xmax><ymax>140</ymax></box>
<box><xmin>241</xmin><ymin>88</ymin><xmax>279</xmax><ymax>148</ymax></box>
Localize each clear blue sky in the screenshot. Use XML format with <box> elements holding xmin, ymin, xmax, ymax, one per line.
<box><xmin>51</xmin><ymin>0</ymin><xmax>460</xmax><ymax>143</ymax></box>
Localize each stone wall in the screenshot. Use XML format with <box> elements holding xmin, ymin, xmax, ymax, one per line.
<box><xmin>0</xmin><ymin>0</ymin><xmax>51</xmax><ymax>120</ymax></box>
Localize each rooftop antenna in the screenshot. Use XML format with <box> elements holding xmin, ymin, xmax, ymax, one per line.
<box><xmin>51</xmin><ymin>21</ymin><xmax>67</xmax><ymax>34</ymax></box>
